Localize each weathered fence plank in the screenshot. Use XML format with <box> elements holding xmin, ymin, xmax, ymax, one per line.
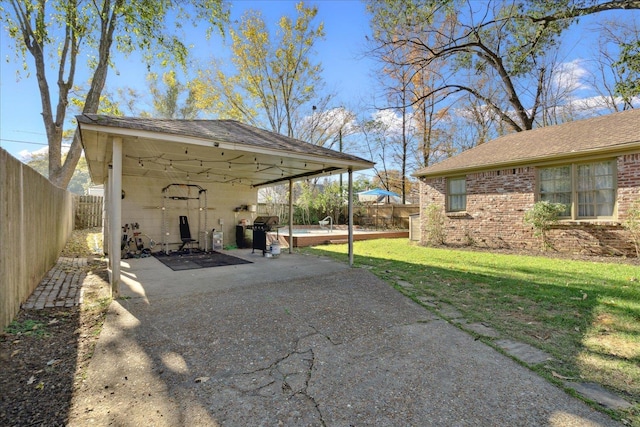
<box><xmin>74</xmin><ymin>195</ymin><xmax>103</xmax><ymax>229</ymax></box>
<box><xmin>1</xmin><ymin>148</ymin><xmax>74</xmax><ymax>329</ymax></box>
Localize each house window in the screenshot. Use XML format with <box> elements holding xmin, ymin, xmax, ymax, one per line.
<box><xmin>539</xmin><ymin>166</ymin><xmax>571</xmax><ymax>216</ymax></box>
<box><xmin>538</xmin><ymin>160</ymin><xmax>615</xmax><ymax>219</ymax></box>
<box><xmin>577</xmin><ymin>162</ymin><xmax>615</xmax><ymax>217</ymax></box>
<box><xmin>447</xmin><ymin>177</ymin><xmax>466</xmax><ymax>212</ymax></box>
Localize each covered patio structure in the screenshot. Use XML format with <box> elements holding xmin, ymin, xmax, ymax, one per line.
<box><xmin>76</xmin><ymin>114</ymin><xmax>374</xmax><ymax>295</ymax></box>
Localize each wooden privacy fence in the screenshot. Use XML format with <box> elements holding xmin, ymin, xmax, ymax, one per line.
<box><xmin>1</xmin><ymin>148</ymin><xmax>74</xmax><ymax>329</ymax></box>
<box><xmin>257</xmin><ymin>202</ymin><xmax>418</xmax><ymax>229</ymax></box>
<box><xmin>74</xmin><ymin>195</ymin><xmax>103</xmax><ymax>229</ymax></box>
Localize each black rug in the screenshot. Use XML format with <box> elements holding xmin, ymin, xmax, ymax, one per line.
<box><xmin>153</xmin><ymin>251</ymin><xmax>253</xmax><ymax>271</ymax></box>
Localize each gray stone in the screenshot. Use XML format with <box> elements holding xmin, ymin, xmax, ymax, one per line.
<box><xmin>435</xmin><ymin>302</ymin><xmax>464</xmax><ymax>319</ymax></box>
<box><xmin>416</xmin><ymin>296</ymin><xmax>437</xmax><ymax>308</ymax></box>
<box><xmin>466</xmin><ymin>322</ymin><xmax>500</xmax><ymax>338</ymax></box>
<box><xmin>396</xmin><ymin>280</ymin><xmax>414</xmax><ymax>289</ymax></box>
<box><xmin>564</xmin><ymin>382</ymin><xmax>633</xmax><ymax>410</ymax></box>
<box><xmin>495</xmin><ymin>339</ymin><xmax>553</xmax><ymax>365</ymax></box>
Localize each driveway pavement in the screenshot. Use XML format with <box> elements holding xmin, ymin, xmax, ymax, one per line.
<box><xmin>68</xmin><ymin>251</ymin><xmax>621</xmax><ymax>426</ymax></box>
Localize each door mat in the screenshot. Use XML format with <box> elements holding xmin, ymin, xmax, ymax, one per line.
<box><xmin>153</xmin><ymin>251</ymin><xmax>252</xmax><ymax>271</ymax></box>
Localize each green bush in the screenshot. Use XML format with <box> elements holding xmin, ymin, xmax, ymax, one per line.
<box><xmin>622</xmin><ymin>199</ymin><xmax>640</xmax><ymax>257</ymax></box>
<box><xmin>424</xmin><ymin>203</ymin><xmax>445</xmax><ymax>246</ymax></box>
<box><xmin>524</xmin><ymin>201</ymin><xmax>567</xmax><ymax>250</ymax></box>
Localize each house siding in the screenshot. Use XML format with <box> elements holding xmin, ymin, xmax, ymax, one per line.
<box><xmin>419</xmin><ymin>154</ymin><xmax>640</xmax><ymax>256</ymax></box>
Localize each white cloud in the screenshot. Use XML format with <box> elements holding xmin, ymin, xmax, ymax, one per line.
<box><xmin>552</xmin><ymin>59</ymin><xmax>590</xmax><ymax>92</ymax></box>
<box><xmin>372</xmin><ymin>110</ymin><xmax>402</xmax><ymax>132</ymax></box>
<box><xmin>18</xmin><ymin>145</ymin><xmax>70</xmax><ymax>162</ymax></box>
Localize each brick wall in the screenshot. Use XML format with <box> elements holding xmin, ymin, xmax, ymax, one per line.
<box><xmin>419</xmin><ymin>154</ymin><xmax>640</xmax><ymax>256</ymax></box>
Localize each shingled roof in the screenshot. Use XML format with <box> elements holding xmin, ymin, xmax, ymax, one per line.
<box><xmin>414</xmin><ymin>109</ymin><xmax>640</xmax><ymax>178</ymax></box>
<box><xmin>76</xmin><ymin>114</ymin><xmax>373</xmax><ymax>186</ymax></box>
<box><xmin>77</xmin><ymin>114</ymin><xmax>367</xmax><ymax>164</ymax></box>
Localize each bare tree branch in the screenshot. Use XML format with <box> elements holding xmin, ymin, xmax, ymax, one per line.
<box><xmin>530</xmin><ymin>0</ymin><xmax>640</xmax><ymax>27</ymax></box>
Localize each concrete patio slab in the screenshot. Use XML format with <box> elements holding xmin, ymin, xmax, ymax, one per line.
<box><xmin>68</xmin><ymin>251</ymin><xmax>621</xmax><ymax>426</ymax></box>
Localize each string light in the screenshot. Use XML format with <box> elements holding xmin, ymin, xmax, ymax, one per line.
<box><xmin>124</xmin><ymin>153</ymin><xmax>329</xmax><ymax>184</ymax></box>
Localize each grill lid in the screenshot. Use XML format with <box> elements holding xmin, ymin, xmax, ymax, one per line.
<box><xmin>253</xmin><ymin>216</ymin><xmax>279</xmax><ymax>226</ymax></box>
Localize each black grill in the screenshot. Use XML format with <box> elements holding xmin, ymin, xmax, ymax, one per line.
<box><xmin>251</xmin><ymin>216</ymin><xmax>279</xmax><ymax>254</ymax></box>
<box><xmin>251</xmin><ymin>216</ymin><xmax>279</xmax><ymax>231</ymax></box>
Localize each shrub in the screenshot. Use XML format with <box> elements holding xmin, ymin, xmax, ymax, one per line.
<box><xmin>622</xmin><ymin>199</ymin><xmax>640</xmax><ymax>257</ymax></box>
<box><xmin>424</xmin><ymin>203</ymin><xmax>445</xmax><ymax>246</ymax></box>
<box><xmin>523</xmin><ymin>201</ymin><xmax>567</xmax><ymax>250</ymax></box>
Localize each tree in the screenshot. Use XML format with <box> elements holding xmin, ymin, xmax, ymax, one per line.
<box><xmin>148</xmin><ymin>71</ymin><xmax>200</xmax><ymax>119</ymax></box>
<box><xmin>23</xmin><ymin>150</ymin><xmax>91</xmax><ymax>194</ymax></box>
<box><xmin>1</xmin><ymin>0</ymin><xmax>229</xmax><ymax>188</ymax></box>
<box><xmin>527</xmin><ymin>1</ymin><xmax>640</xmax><ymax>108</ymax></box>
<box><xmin>525</xmin><ymin>0</ymin><xmax>640</xmax><ymax>26</ymax></box>
<box><xmin>615</xmin><ymin>39</ymin><xmax>640</xmax><ymax>105</ymax></box>
<box><xmin>372</xmin><ymin>170</ymin><xmax>417</xmax><ymax>201</ymax></box>
<box><xmin>201</xmin><ymin>1</ymin><xmax>326</xmax><ymax>139</ymax></box>
<box><xmin>367</xmin><ymin>1</ymin><xmax>565</xmax><ymax>134</ymax></box>
<box><xmin>359</xmin><ymin>111</ymin><xmax>399</xmax><ymax>193</ymax></box>
<box><xmin>367</xmin><ymin>2</ymin><xmax>455</xmax><ymax>201</ymax></box>
<box><xmin>366</xmin><ymin>0</ymin><xmax>640</xmax><ymax>140</ymax></box>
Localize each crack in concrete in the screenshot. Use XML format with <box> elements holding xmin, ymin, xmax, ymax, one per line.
<box><xmin>230</xmin><ymin>320</ymin><xmax>438</xmax><ymax>426</ymax></box>
<box><xmin>288</xmin><ymin>347</ymin><xmax>326</xmax><ymax>427</ymax></box>
<box><xmin>234</xmin><ymin>331</ymin><xmax>326</xmax><ymax>425</ymax></box>
<box><xmin>306</xmin><ymin>323</ymin><xmax>342</xmax><ymax>346</ymax></box>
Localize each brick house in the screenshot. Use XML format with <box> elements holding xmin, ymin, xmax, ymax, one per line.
<box><xmin>414</xmin><ymin>109</ymin><xmax>640</xmax><ymax>255</ymax></box>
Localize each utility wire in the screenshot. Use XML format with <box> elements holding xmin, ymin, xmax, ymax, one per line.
<box><xmin>0</xmin><ymin>138</ymin><xmax>48</xmax><ymax>146</ymax></box>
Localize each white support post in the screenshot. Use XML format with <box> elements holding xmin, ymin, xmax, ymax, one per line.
<box><xmin>348</xmin><ymin>168</ymin><xmax>354</xmax><ymax>267</ymax></box>
<box><xmin>289</xmin><ymin>179</ymin><xmax>293</xmax><ymax>254</ymax></box>
<box><xmin>103</xmin><ymin>175</ymin><xmax>109</xmax><ymax>256</ymax></box>
<box><xmin>110</xmin><ymin>137</ymin><xmax>123</xmax><ymax>296</ymax></box>
<box><xmin>107</xmin><ymin>168</ymin><xmax>112</xmax><ymax>271</ymax></box>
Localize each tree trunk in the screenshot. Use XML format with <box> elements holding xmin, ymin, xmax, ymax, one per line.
<box><xmin>50</xmin><ymin>1</ymin><xmax>119</xmax><ymax>188</ymax></box>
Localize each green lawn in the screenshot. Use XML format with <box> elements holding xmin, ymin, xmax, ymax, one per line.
<box><xmin>301</xmin><ymin>239</ymin><xmax>640</xmax><ymax>424</ymax></box>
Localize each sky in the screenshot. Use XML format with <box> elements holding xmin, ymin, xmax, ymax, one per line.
<box><xmin>0</xmin><ymin>0</ymin><xmax>374</xmax><ymax>161</ymax></box>
<box><xmin>0</xmin><ymin>1</ymin><xmax>638</xmax><ymax>166</ymax></box>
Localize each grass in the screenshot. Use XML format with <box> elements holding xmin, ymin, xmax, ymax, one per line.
<box><xmin>301</xmin><ymin>239</ymin><xmax>640</xmax><ymax>424</ymax></box>
<box><xmin>4</xmin><ymin>319</ymin><xmax>48</xmax><ymax>338</ymax></box>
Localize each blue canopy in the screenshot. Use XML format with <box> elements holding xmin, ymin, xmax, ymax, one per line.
<box><xmin>358</xmin><ymin>188</ymin><xmax>400</xmax><ymax>198</ymax></box>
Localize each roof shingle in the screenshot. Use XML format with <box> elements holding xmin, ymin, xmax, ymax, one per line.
<box><xmin>414</xmin><ymin>109</ymin><xmax>640</xmax><ymax>177</ymax></box>
<box><xmin>77</xmin><ymin>114</ymin><xmax>371</xmax><ymax>165</ymax></box>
